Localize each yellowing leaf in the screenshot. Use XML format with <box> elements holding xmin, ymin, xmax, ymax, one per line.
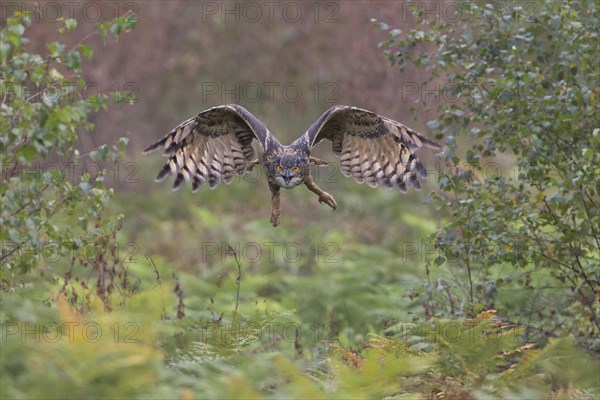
<box><xmin>49</xmin><ymin>68</ymin><xmax>64</xmax><ymax>81</ymax></box>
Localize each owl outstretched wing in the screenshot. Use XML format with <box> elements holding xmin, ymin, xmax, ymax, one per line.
<box><xmin>292</xmin><ymin>105</ymin><xmax>441</xmax><ymax>191</ymax></box>
<box><xmin>143</xmin><ymin>104</ymin><xmax>279</xmax><ymax>191</ymax></box>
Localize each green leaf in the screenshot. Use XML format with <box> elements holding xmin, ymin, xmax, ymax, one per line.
<box><xmin>65</xmin><ymin>19</ymin><xmax>77</xmax><ymax>31</ymax></box>
<box><xmin>0</xmin><ymin>42</ymin><xmax>10</xmax><ymax>60</ymax></box>
<box><xmin>78</xmin><ymin>44</ymin><xmax>94</xmax><ymax>60</ymax></box>
<box><xmin>8</xmin><ymin>23</ymin><xmax>25</xmax><ymax>36</ymax></box>
<box><xmin>427</xmin><ymin>120</ymin><xmax>440</xmax><ymax>129</ymax></box>
<box><xmin>90</xmin><ymin>145</ymin><xmax>109</xmax><ymax>161</ymax></box>
<box><xmin>18</xmin><ymin>145</ymin><xmax>37</xmax><ymax>163</ymax></box>
<box><xmin>48</xmin><ymin>68</ymin><xmax>64</xmax><ymax>81</ymax></box>
<box><xmin>48</xmin><ymin>41</ymin><xmax>65</xmax><ymax>58</ymax></box>
<box><xmin>377</xmin><ymin>22</ymin><xmax>389</xmax><ymax>31</ymax></box>
<box><xmin>110</xmin><ymin>20</ymin><xmax>124</xmax><ymax>37</ymax></box>
<box><xmin>581</xmin><ymin>148</ymin><xmax>593</xmax><ymax>159</ymax></box>
<box><xmin>64</xmin><ymin>50</ymin><xmax>81</xmax><ymax>70</ymax></box>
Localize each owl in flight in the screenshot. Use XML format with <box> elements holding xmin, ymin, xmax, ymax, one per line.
<box><xmin>143</xmin><ymin>104</ymin><xmax>441</xmax><ymax>227</ymax></box>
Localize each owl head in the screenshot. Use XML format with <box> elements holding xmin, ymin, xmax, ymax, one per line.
<box><xmin>271</xmin><ymin>153</ymin><xmax>308</xmax><ymax>188</ymax></box>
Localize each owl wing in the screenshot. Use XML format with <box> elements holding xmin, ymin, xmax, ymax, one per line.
<box><xmin>143</xmin><ymin>104</ymin><xmax>279</xmax><ymax>191</ymax></box>
<box><xmin>293</xmin><ymin>105</ymin><xmax>441</xmax><ymax>191</ymax></box>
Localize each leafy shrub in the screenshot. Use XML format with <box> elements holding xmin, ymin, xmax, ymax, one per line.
<box><xmin>377</xmin><ymin>0</ymin><xmax>599</xmax><ymax>349</ymax></box>
<box><xmin>1</xmin><ymin>12</ymin><xmax>136</xmax><ymax>303</ymax></box>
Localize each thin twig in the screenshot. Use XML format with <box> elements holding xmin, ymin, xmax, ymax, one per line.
<box><xmin>147</xmin><ymin>255</ymin><xmax>167</xmax><ymax>321</ymax></box>
<box><xmin>225</xmin><ymin>243</ymin><xmax>242</xmax><ymax>312</ymax></box>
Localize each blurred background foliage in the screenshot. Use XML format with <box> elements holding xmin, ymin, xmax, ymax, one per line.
<box><xmin>1</xmin><ymin>1</ymin><xmax>598</xmax><ymax>399</ymax></box>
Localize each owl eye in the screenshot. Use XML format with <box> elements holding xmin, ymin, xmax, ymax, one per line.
<box><xmin>276</xmin><ymin>165</ymin><xmax>283</xmax><ymax>171</ymax></box>
<box><xmin>293</xmin><ymin>166</ymin><xmax>300</xmax><ymax>173</ymax></box>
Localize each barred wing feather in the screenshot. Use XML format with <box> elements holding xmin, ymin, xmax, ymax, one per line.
<box><xmin>142</xmin><ymin>104</ymin><xmax>277</xmax><ymax>191</ymax></box>
<box><xmin>293</xmin><ymin>105</ymin><xmax>441</xmax><ymax>191</ymax></box>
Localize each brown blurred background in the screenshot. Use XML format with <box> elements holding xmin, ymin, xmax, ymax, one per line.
<box><xmin>19</xmin><ymin>0</ymin><xmax>434</xmax><ymax>160</ymax></box>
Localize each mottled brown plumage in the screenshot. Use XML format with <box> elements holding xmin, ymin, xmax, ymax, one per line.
<box><xmin>143</xmin><ymin>104</ymin><xmax>441</xmax><ymax>226</ymax></box>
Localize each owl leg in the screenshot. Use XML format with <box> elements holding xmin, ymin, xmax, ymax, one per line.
<box><xmin>304</xmin><ymin>175</ymin><xmax>337</xmax><ymax>211</ymax></box>
<box><xmin>269</xmin><ymin>183</ymin><xmax>281</xmax><ymax>227</ymax></box>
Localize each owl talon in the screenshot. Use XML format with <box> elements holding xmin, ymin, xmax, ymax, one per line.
<box><xmin>318</xmin><ymin>193</ymin><xmax>337</xmax><ymax>211</ymax></box>
<box><xmin>270</xmin><ymin>213</ymin><xmax>280</xmax><ymax>227</ymax></box>
<box><xmin>304</xmin><ymin>175</ymin><xmax>337</xmax><ymax>212</ymax></box>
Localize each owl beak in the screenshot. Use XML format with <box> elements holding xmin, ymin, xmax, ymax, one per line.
<box><xmin>282</xmin><ymin>171</ymin><xmax>293</xmax><ymax>184</ymax></box>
